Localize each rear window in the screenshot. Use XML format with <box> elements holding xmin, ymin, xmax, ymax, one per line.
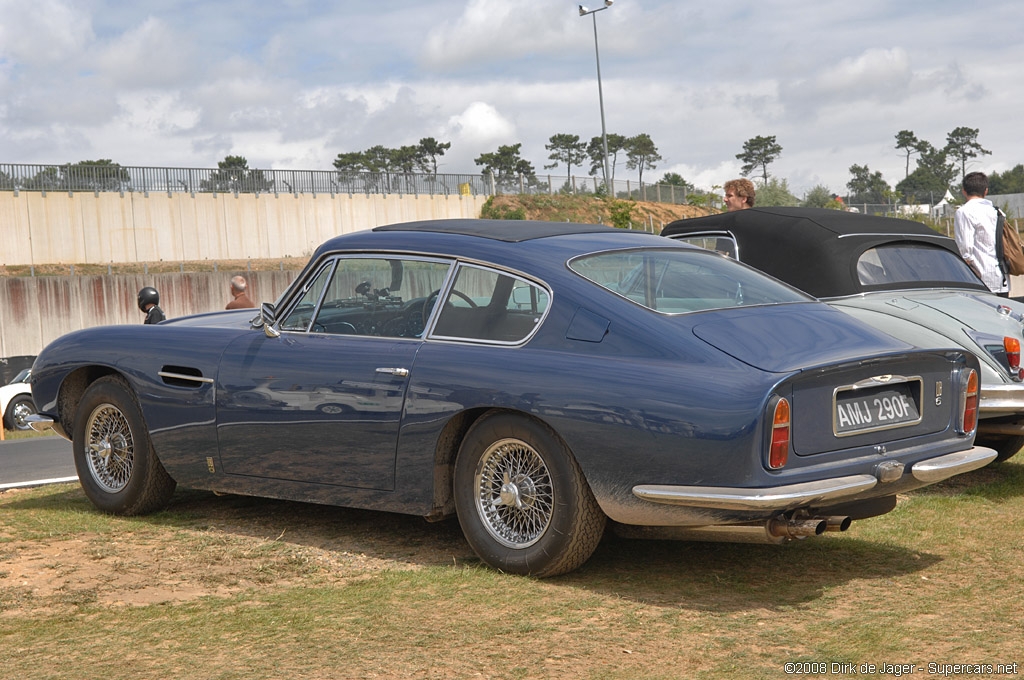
<box><xmin>569</xmin><ymin>248</ymin><xmax>809</xmax><ymax>314</ymax></box>
<box><xmin>857</xmin><ymin>243</ymin><xmax>980</xmax><ymax>287</ymax></box>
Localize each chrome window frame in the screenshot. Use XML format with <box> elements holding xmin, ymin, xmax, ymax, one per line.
<box><xmin>426</xmin><ymin>262</ymin><xmax>553</xmax><ymax>347</ymax></box>
<box><xmin>275</xmin><ymin>253</ymin><xmax>456</xmax><ymax>340</ymax></box>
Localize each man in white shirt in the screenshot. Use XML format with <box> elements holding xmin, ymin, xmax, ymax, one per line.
<box><xmin>954</xmin><ymin>171</ymin><xmax>1008</xmax><ymax>296</ymax></box>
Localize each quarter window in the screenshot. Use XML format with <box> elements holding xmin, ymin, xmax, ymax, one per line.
<box><xmin>432</xmin><ymin>265</ymin><xmax>549</xmax><ymax>343</ymax></box>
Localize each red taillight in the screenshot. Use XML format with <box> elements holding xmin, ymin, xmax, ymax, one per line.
<box><xmin>1004</xmin><ymin>337</ymin><xmax>1020</xmax><ymax>370</ymax></box>
<box><xmin>769</xmin><ymin>398</ymin><xmax>790</xmax><ymax>469</ymax></box>
<box><xmin>960</xmin><ymin>369</ymin><xmax>979</xmax><ymax>434</ymax></box>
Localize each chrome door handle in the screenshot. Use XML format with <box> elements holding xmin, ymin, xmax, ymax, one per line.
<box><xmin>375</xmin><ymin>367</ymin><xmax>409</xmax><ymax>377</ymax></box>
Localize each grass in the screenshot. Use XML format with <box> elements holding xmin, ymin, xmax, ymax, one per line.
<box><xmin>0</xmin><ymin>428</ymin><xmax>53</xmax><ymax>441</ymax></box>
<box><xmin>2</xmin><ymin>461</ymin><xmax>1024</xmax><ymax>679</ymax></box>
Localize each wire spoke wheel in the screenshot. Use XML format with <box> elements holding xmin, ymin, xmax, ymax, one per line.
<box><xmin>474</xmin><ymin>438</ymin><xmax>553</xmax><ymax>548</ymax></box>
<box><xmin>84</xmin><ymin>402</ymin><xmax>135</xmax><ymax>493</ymax></box>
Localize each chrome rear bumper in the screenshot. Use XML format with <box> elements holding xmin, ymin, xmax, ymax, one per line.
<box><xmin>632</xmin><ymin>445</ymin><xmax>997</xmax><ymax>513</ymax></box>
<box><xmin>980</xmin><ymin>384</ymin><xmax>1024</xmax><ymax>416</ymax></box>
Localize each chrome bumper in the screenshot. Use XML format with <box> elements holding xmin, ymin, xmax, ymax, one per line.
<box><xmin>632</xmin><ymin>446</ymin><xmax>997</xmax><ymax>513</ymax></box>
<box><xmin>25</xmin><ymin>415</ymin><xmax>71</xmax><ymax>441</ymax></box>
<box><xmin>980</xmin><ymin>384</ymin><xmax>1024</xmax><ymax>416</ymax></box>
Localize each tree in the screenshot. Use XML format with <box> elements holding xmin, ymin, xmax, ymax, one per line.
<box><xmin>475</xmin><ymin>143</ymin><xmax>537</xmax><ymax>191</ymax></box>
<box><xmin>624</xmin><ymin>133</ymin><xmax>663</xmax><ymax>185</ymax></box>
<box><xmin>544</xmin><ymin>133</ymin><xmax>587</xmax><ymax>180</ymax></box>
<box><xmin>846</xmin><ymin>164</ymin><xmax>891</xmax><ymax>204</ymax></box>
<box><xmin>585</xmin><ymin>133</ymin><xmax>627</xmax><ymax>185</ymax></box>
<box><xmin>755</xmin><ymin>177</ymin><xmax>799</xmax><ymax>207</ymax></box>
<box><xmin>801</xmin><ymin>184</ymin><xmax>841</xmax><ymax>209</ymax></box>
<box><xmin>736</xmin><ymin>135</ymin><xmax>782</xmax><ymax>184</ymax></box>
<box><xmin>945</xmin><ymin>126</ymin><xmax>991</xmax><ymax>180</ymax></box>
<box><xmin>61</xmin><ymin>160</ymin><xmax>132</xmax><ymax>192</ymax></box>
<box><xmin>418</xmin><ymin>137</ymin><xmax>451</xmax><ymax>176</ymax></box>
<box><xmin>895</xmin><ymin>130</ymin><xmax>924</xmax><ymax>179</ymax></box>
<box><xmin>914</xmin><ymin>141</ymin><xmax>958</xmax><ymax>193</ymax></box>
<box><xmin>201</xmin><ymin>155</ymin><xmax>273</xmax><ymax>193</ymax></box>
<box><xmin>989</xmin><ymin>164</ymin><xmax>1024</xmax><ymax>194</ymax></box>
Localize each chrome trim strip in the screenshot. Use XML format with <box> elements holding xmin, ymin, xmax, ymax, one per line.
<box><xmin>835</xmin><ymin>232</ymin><xmax>953</xmax><ymax>240</ymax></box>
<box><xmin>632</xmin><ymin>474</ymin><xmax>878</xmax><ymax>512</ymax></box>
<box><xmin>911</xmin><ymin>446</ymin><xmax>997</xmax><ymax>483</ymax></box>
<box><xmin>375</xmin><ymin>367</ymin><xmax>409</xmax><ymax>377</ymax></box>
<box><xmin>157</xmin><ymin>371</ymin><xmax>214</xmax><ymax>384</ymax></box>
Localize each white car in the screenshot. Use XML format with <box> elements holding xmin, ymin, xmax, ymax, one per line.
<box><xmin>1</xmin><ymin>368</ymin><xmax>36</xmax><ymax>431</ymax></box>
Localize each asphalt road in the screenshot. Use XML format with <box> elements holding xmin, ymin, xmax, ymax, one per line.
<box><xmin>0</xmin><ymin>436</ymin><xmax>77</xmax><ymax>489</ymax></box>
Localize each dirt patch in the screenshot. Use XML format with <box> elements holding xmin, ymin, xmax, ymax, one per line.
<box><xmin>0</xmin><ymin>487</ymin><xmax>473</xmax><ymax>618</ymax></box>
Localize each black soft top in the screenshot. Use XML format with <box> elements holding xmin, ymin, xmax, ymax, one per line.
<box><xmin>661</xmin><ymin>207</ymin><xmax>986</xmax><ymax>297</ymax></box>
<box><xmin>373</xmin><ymin>218</ymin><xmax>623</xmax><ymax>242</ymax></box>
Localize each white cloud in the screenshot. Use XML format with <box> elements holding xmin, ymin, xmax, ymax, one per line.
<box><xmin>443</xmin><ymin>101</ymin><xmax>517</xmax><ymax>147</ymax></box>
<box><xmin>94</xmin><ymin>17</ymin><xmax>197</xmax><ymax>88</ymax></box>
<box><xmin>0</xmin><ymin>0</ymin><xmax>94</xmax><ymax>66</ymax></box>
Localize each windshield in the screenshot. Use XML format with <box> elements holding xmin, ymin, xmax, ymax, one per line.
<box><xmin>569</xmin><ymin>248</ymin><xmax>810</xmax><ymax>314</ymax></box>
<box><xmin>857</xmin><ymin>243</ymin><xmax>981</xmax><ymax>287</ymax></box>
<box><xmin>7</xmin><ymin>368</ymin><xmax>30</xmax><ymax>385</ymax></box>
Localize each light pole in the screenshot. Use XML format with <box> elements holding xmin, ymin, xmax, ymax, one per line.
<box><xmin>579</xmin><ymin>1</ymin><xmax>613</xmax><ymax>195</ymax></box>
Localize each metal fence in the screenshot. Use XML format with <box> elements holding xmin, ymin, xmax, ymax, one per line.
<box><xmin>0</xmin><ymin>162</ymin><xmax>695</xmax><ymax>205</ymax></box>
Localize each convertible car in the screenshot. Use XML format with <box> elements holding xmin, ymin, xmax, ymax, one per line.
<box><xmin>663</xmin><ymin>207</ymin><xmax>1024</xmax><ymax>462</ymax></box>
<box><xmin>29</xmin><ymin>219</ymin><xmax>995</xmax><ymax>576</ymax></box>
<box><xmin>1</xmin><ymin>368</ymin><xmax>35</xmax><ymax>431</ymax></box>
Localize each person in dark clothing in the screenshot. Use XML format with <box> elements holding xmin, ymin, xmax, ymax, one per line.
<box><xmin>138</xmin><ymin>286</ymin><xmax>166</xmax><ymax>324</ymax></box>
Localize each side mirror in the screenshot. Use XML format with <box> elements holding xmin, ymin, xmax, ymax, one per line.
<box><xmin>260</xmin><ymin>302</ymin><xmax>281</xmax><ymax>338</ymax></box>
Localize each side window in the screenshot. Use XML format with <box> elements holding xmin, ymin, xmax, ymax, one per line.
<box><xmin>432</xmin><ymin>265</ymin><xmax>549</xmax><ymax>343</ymax></box>
<box><xmin>281</xmin><ymin>257</ymin><xmax>452</xmax><ymax>338</ymax></box>
<box><xmin>674</xmin><ymin>235</ymin><xmax>737</xmax><ymax>259</ymax></box>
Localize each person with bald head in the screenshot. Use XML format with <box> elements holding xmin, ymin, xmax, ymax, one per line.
<box><xmin>225</xmin><ymin>275</ymin><xmax>256</xmax><ymax>309</ymax></box>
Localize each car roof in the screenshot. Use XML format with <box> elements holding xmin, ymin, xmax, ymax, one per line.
<box><xmin>660</xmin><ymin>207</ymin><xmax>987</xmax><ymax>297</ymax></box>
<box><xmin>373</xmin><ymin>218</ymin><xmax>623</xmax><ymax>242</ymax></box>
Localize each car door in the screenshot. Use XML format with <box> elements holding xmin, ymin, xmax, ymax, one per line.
<box><xmin>215</xmin><ymin>254</ymin><xmax>454</xmax><ymax>490</ymax></box>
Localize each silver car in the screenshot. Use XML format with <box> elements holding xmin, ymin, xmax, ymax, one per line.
<box><xmin>663</xmin><ymin>207</ymin><xmax>1024</xmax><ymax>462</ymax></box>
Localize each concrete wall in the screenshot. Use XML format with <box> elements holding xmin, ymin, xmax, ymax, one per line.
<box><xmin>0</xmin><ymin>190</ymin><xmax>489</xmax><ymax>266</ymax></box>
<box><xmin>0</xmin><ymin>189</ymin><xmax>489</xmax><ymax>359</ymax></box>
<box><xmin>0</xmin><ymin>269</ymin><xmax>300</xmax><ymax>359</ymax></box>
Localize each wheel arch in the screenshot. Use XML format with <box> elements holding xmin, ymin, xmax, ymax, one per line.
<box><xmin>56</xmin><ymin>365</ymin><xmax>125</xmax><ymax>440</ymax></box>
<box><xmin>427</xmin><ymin>407</ymin><xmax>577</xmax><ymax>520</ymax></box>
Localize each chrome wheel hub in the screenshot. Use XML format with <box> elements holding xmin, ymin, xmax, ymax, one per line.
<box><xmin>85</xmin><ymin>403</ymin><xmax>134</xmax><ymax>493</ymax></box>
<box><xmin>475</xmin><ymin>438</ymin><xmax>553</xmax><ymax>549</ymax></box>
<box><xmin>12</xmin><ymin>402</ymin><xmax>33</xmax><ymax>429</ymax></box>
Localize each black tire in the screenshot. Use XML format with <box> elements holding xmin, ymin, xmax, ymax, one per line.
<box><xmin>453</xmin><ymin>412</ymin><xmax>606</xmax><ymax>577</ymax></box>
<box><xmin>977</xmin><ymin>434</ymin><xmax>1024</xmax><ymax>463</ymax></box>
<box><xmin>4</xmin><ymin>395</ymin><xmax>36</xmax><ymax>431</ymax></box>
<box><xmin>72</xmin><ymin>376</ymin><xmax>176</xmax><ymax>515</ymax></box>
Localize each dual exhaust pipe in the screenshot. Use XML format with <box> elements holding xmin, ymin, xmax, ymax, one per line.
<box><xmin>611</xmin><ymin>515</ymin><xmax>852</xmax><ymax>544</ymax></box>
<box><xmin>768</xmin><ymin>515</ymin><xmax>851</xmax><ymax>538</ymax></box>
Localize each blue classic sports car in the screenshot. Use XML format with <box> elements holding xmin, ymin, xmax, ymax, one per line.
<box><xmin>29</xmin><ymin>220</ymin><xmax>996</xmax><ymax>576</ymax></box>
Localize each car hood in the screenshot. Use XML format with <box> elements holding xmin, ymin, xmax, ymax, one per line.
<box><xmin>691</xmin><ymin>303</ymin><xmax>914</xmax><ymax>373</ymax></box>
<box><xmin>159</xmin><ymin>308</ymin><xmax>260</xmax><ymax>329</ymax></box>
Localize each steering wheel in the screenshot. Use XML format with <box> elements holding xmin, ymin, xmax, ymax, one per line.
<box><xmin>421</xmin><ymin>289</ymin><xmax>478</xmax><ymax>327</ymax></box>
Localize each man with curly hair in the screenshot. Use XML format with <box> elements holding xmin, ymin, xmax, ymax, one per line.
<box><xmin>724</xmin><ymin>178</ymin><xmax>756</xmax><ymax>212</ymax></box>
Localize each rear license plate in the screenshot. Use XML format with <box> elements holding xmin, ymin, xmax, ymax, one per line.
<box><xmin>833</xmin><ymin>379</ymin><xmax>922</xmax><ymax>437</ymax></box>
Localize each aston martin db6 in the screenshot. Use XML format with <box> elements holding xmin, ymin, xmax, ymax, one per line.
<box><xmin>29</xmin><ymin>219</ymin><xmax>996</xmax><ymax>576</ymax></box>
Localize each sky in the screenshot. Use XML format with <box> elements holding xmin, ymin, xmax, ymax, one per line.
<box><xmin>1</xmin><ymin>0</ymin><xmax>1020</xmax><ymax>197</ymax></box>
